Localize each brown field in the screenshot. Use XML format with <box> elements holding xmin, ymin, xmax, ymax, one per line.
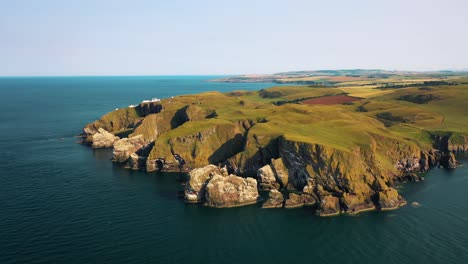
<box><xmin>301</xmin><ymin>95</ymin><xmax>361</xmax><ymax>105</ymax></box>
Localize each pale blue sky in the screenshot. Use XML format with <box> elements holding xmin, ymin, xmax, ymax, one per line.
<box><xmin>1</xmin><ymin>0</ymin><xmax>467</xmax><ymax>76</ymax></box>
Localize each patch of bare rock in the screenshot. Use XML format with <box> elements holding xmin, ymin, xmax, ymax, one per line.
<box><xmin>90</xmin><ymin>128</ymin><xmax>119</xmax><ymax>148</ymax></box>
<box><xmin>184</xmin><ymin>165</ymin><xmax>259</xmax><ymax>208</ymax></box>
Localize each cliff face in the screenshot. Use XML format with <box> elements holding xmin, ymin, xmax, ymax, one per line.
<box><xmin>275</xmin><ymin>135</ymin><xmax>434</xmax><ymax>214</ymax></box>
<box><xmin>146</xmin><ymin>120</ymin><xmax>249</xmax><ymax>172</ymax></box>
<box><xmin>82</xmin><ymin>102</ymin><xmax>162</xmax><ymax>142</ymax></box>
<box><xmin>448</xmin><ymin>133</ymin><xmax>468</xmax><ymax>153</ymax></box>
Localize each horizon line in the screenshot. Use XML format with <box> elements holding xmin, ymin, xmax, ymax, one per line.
<box><xmin>1</xmin><ymin>68</ymin><xmax>468</xmax><ymax>78</ymax></box>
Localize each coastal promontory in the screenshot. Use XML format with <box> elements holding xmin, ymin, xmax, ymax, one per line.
<box><xmin>81</xmin><ymin>72</ymin><xmax>468</xmax><ymax>215</ymax></box>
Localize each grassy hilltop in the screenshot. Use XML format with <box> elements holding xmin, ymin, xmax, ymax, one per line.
<box><xmin>83</xmin><ymin>71</ymin><xmax>468</xmax><ymax>214</ymax></box>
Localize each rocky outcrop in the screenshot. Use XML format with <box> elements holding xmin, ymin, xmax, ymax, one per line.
<box><xmin>262</xmin><ymin>189</ymin><xmax>284</xmax><ymax>208</ymax></box>
<box><xmin>439</xmin><ymin>152</ymin><xmax>458</xmax><ymax>168</ymax></box>
<box><xmin>284</xmin><ymin>193</ymin><xmax>304</xmax><ymax>208</ymax></box>
<box><xmin>256</xmin><ymin>159</ymin><xmax>289</xmax><ymax>191</ymax></box>
<box><xmin>146</xmin><ymin>158</ymin><xmax>162</xmax><ymax>172</ymax></box>
<box><xmin>270</xmin><ymin>158</ymin><xmax>288</xmax><ymax>187</ymax></box>
<box><xmin>184</xmin><ymin>165</ymin><xmax>227</xmax><ymax>203</ymax></box>
<box><xmin>283</xmin><ymin>191</ymin><xmax>317</xmax><ymax>208</ymax></box>
<box><xmin>257</xmin><ymin>165</ymin><xmax>280</xmax><ymax>190</ymax></box>
<box><xmin>112</xmin><ymin>135</ymin><xmax>147</xmax><ymax>163</ymax></box>
<box><xmin>395</xmin><ymin>154</ymin><xmax>430</xmax><ymax>174</ymax></box>
<box><xmin>204</xmin><ymin>174</ymin><xmax>259</xmax><ymax>208</ymax></box>
<box><xmin>449</xmin><ymin>145</ymin><xmax>467</xmax><ymax>153</ymax></box>
<box><xmin>448</xmin><ymin>133</ymin><xmax>468</xmax><ymax>153</ymax></box>
<box><xmin>376</xmin><ymin>188</ymin><xmax>406</xmax><ymax>210</ymax></box>
<box><xmin>128</xmin><ymin>153</ymin><xmax>144</xmax><ymax>170</ymax></box>
<box><xmin>90</xmin><ymin>128</ymin><xmax>119</xmax><ymax>148</ymax></box>
<box><xmin>341</xmin><ymin>193</ymin><xmax>375</xmax><ymax>214</ymax></box>
<box><xmin>318</xmin><ymin>195</ymin><xmax>341</xmax><ymax>216</ymax></box>
<box><xmin>83</xmin><ymin>108</ymin><xmax>141</xmax><ymax>138</ymax></box>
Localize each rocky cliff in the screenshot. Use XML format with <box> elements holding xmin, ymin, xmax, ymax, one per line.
<box><xmin>81</xmin><ymin>86</ymin><xmax>465</xmax><ymax>215</ymax></box>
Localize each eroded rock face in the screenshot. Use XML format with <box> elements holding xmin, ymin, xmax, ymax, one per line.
<box><xmin>129</xmin><ymin>153</ymin><xmax>146</xmax><ymax>170</ymax></box>
<box><xmin>449</xmin><ymin>144</ymin><xmax>468</xmax><ymax>153</ymax></box>
<box><xmin>262</xmin><ymin>189</ymin><xmax>284</xmax><ymax>208</ymax></box>
<box><xmin>377</xmin><ymin>188</ymin><xmax>406</xmax><ymax>210</ymax></box>
<box><xmin>439</xmin><ymin>152</ymin><xmax>458</xmax><ymax>168</ymax></box>
<box><xmin>301</xmin><ymin>193</ymin><xmax>317</xmax><ymax>206</ymax></box>
<box><xmin>91</xmin><ymin>128</ymin><xmax>119</xmax><ymax>148</ymax></box>
<box><xmin>257</xmin><ymin>165</ymin><xmax>280</xmax><ymax>190</ymax></box>
<box><xmin>204</xmin><ymin>174</ymin><xmax>259</xmax><ymax>208</ymax></box>
<box><xmin>112</xmin><ymin>135</ymin><xmax>146</xmax><ymax>163</ymax></box>
<box><xmin>318</xmin><ymin>195</ymin><xmax>341</xmax><ymax>216</ymax></box>
<box><xmin>184</xmin><ymin>165</ymin><xmax>227</xmax><ymax>203</ymax></box>
<box><xmin>396</xmin><ymin>156</ymin><xmax>428</xmax><ymax>174</ymax></box>
<box><xmin>284</xmin><ymin>193</ymin><xmax>304</xmax><ymax>208</ymax></box>
<box><xmin>341</xmin><ymin>193</ymin><xmax>375</xmax><ymax>214</ymax></box>
<box><xmin>283</xmin><ymin>192</ymin><xmax>317</xmax><ymax>208</ymax></box>
<box><xmin>149</xmin><ymin>121</ymin><xmax>247</xmax><ymax>171</ymax></box>
<box><xmin>270</xmin><ymin>158</ymin><xmax>288</xmax><ymax>187</ymax></box>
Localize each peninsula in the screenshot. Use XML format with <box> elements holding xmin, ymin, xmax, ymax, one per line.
<box><xmin>82</xmin><ymin>70</ymin><xmax>468</xmax><ymax>216</ymax></box>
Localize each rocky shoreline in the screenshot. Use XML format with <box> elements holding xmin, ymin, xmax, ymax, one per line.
<box><xmin>81</xmin><ymin>126</ymin><xmax>460</xmax><ymax>216</ymax></box>
<box><xmin>81</xmin><ymin>90</ymin><xmax>464</xmax><ymax>216</ymax></box>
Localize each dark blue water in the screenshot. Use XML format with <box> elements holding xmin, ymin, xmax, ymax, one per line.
<box><xmin>0</xmin><ymin>76</ymin><xmax>467</xmax><ymax>264</ymax></box>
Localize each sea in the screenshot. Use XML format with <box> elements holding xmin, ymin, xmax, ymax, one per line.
<box><xmin>0</xmin><ymin>76</ymin><xmax>466</xmax><ymax>263</ymax></box>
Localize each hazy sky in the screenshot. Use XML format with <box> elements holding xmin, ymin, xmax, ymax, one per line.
<box><xmin>1</xmin><ymin>0</ymin><xmax>467</xmax><ymax>76</ymax></box>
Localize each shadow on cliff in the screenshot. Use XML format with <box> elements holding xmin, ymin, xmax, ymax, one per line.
<box><xmin>208</xmin><ymin>134</ymin><xmax>245</xmax><ymax>165</ymax></box>
<box><xmin>231</xmin><ymin>137</ymin><xmax>280</xmax><ymax>176</ymax></box>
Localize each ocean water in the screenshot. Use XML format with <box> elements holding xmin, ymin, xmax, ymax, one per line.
<box><xmin>0</xmin><ymin>76</ymin><xmax>467</xmax><ymax>264</ymax></box>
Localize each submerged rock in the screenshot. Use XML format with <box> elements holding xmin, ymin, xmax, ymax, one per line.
<box><xmin>184</xmin><ymin>165</ymin><xmax>227</xmax><ymax>203</ymax></box>
<box><xmin>262</xmin><ymin>189</ymin><xmax>284</xmax><ymax>208</ymax></box>
<box><xmin>91</xmin><ymin>128</ymin><xmax>119</xmax><ymax>148</ymax></box>
<box><xmin>204</xmin><ymin>174</ymin><xmax>259</xmax><ymax>208</ymax></box>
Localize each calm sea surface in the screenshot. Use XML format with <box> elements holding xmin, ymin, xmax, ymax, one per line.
<box><xmin>0</xmin><ymin>76</ymin><xmax>467</xmax><ymax>263</ymax></box>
